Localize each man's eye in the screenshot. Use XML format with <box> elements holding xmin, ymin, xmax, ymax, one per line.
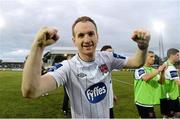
<box><xmin>88</xmin><ymin>32</ymin><xmax>94</xmax><ymax>37</ymax></box>
<box><xmin>78</xmin><ymin>33</ymin><xmax>84</xmax><ymax>38</ymax></box>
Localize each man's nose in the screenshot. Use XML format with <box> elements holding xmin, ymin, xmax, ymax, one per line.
<box><xmin>83</xmin><ymin>34</ymin><xmax>91</xmax><ymax>42</ymax></box>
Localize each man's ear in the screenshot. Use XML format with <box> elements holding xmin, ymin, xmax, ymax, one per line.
<box><xmin>72</xmin><ymin>37</ymin><xmax>76</xmax><ymax>46</ymax></box>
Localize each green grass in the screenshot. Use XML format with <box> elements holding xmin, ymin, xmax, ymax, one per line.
<box><xmin>0</xmin><ymin>71</ymin><xmax>68</xmax><ymax>118</ymax></box>
<box><xmin>112</xmin><ymin>71</ymin><xmax>138</xmax><ymax>118</ymax></box>
<box><xmin>0</xmin><ymin>70</ymin><xmax>179</xmax><ymax>118</ymax></box>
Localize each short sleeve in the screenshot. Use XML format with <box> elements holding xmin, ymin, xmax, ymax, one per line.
<box><xmin>47</xmin><ymin>60</ymin><xmax>70</xmax><ymax>87</ymax></box>
<box><xmin>110</xmin><ymin>52</ymin><xmax>128</xmax><ymax>70</ymax></box>
<box><xmin>165</xmin><ymin>66</ymin><xmax>179</xmax><ymax>80</ymax></box>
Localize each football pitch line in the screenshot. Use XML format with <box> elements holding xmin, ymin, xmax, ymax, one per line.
<box><xmin>113</xmin><ymin>78</ymin><xmax>133</xmax><ymax>86</ymax></box>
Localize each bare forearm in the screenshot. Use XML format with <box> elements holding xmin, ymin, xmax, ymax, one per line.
<box><xmin>22</xmin><ymin>44</ymin><xmax>44</xmax><ymax>97</ymax></box>
<box><xmin>142</xmin><ymin>69</ymin><xmax>159</xmax><ymax>81</ymax></box>
<box><xmin>175</xmin><ymin>79</ymin><xmax>180</xmax><ymax>86</ymax></box>
<box><xmin>126</xmin><ymin>48</ymin><xmax>147</xmax><ymax>68</ymax></box>
<box><xmin>125</xmin><ymin>29</ymin><xmax>150</xmax><ymax>68</ymax></box>
<box><xmin>134</xmin><ymin>48</ymin><xmax>147</xmax><ymax>67</ymax></box>
<box><xmin>21</xmin><ymin>27</ymin><xmax>59</xmax><ymax>98</ymax></box>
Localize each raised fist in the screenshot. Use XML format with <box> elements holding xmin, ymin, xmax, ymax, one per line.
<box><xmin>34</xmin><ymin>27</ymin><xmax>59</xmax><ymax>48</ymax></box>
<box><xmin>131</xmin><ymin>29</ymin><xmax>150</xmax><ymax>50</ymax></box>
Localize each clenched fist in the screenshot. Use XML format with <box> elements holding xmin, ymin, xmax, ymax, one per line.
<box><xmin>34</xmin><ymin>27</ymin><xmax>59</xmax><ymax>48</ymax></box>
<box><xmin>131</xmin><ymin>29</ymin><xmax>150</xmax><ymax>50</ymax></box>
<box><xmin>157</xmin><ymin>64</ymin><xmax>167</xmax><ymax>72</ymax></box>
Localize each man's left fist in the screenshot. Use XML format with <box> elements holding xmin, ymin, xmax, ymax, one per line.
<box><xmin>131</xmin><ymin>29</ymin><xmax>150</xmax><ymax>50</ymax></box>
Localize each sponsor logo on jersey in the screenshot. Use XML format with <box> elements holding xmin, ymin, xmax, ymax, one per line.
<box><xmin>170</xmin><ymin>70</ymin><xmax>178</xmax><ymax>78</ymax></box>
<box><xmin>77</xmin><ymin>73</ymin><xmax>87</xmax><ymax>78</ymax></box>
<box><xmin>48</xmin><ymin>63</ymin><xmax>63</xmax><ymax>72</ymax></box>
<box><xmin>85</xmin><ymin>82</ymin><xmax>107</xmax><ymax>103</ymax></box>
<box><xmin>113</xmin><ymin>53</ymin><xmax>126</xmax><ymax>59</ymax></box>
<box><xmin>138</xmin><ymin>69</ymin><xmax>145</xmax><ymax>77</ymax></box>
<box><xmin>99</xmin><ymin>64</ymin><xmax>109</xmax><ymax>73</ymax></box>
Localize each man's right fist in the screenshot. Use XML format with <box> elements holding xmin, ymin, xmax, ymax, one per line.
<box><xmin>157</xmin><ymin>64</ymin><xmax>167</xmax><ymax>72</ymax></box>
<box><xmin>34</xmin><ymin>27</ymin><xmax>59</xmax><ymax>48</ymax></box>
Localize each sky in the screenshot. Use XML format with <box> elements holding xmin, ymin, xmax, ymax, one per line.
<box><xmin>0</xmin><ymin>0</ymin><xmax>180</xmax><ymax>62</ymax></box>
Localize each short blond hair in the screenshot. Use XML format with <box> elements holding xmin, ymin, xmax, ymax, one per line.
<box><xmin>72</xmin><ymin>16</ymin><xmax>97</xmax><ymax>37</ymax></box>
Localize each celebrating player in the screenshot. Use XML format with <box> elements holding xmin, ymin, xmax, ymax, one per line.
<box><xmin>22</xmin><ymin>16</ymin><xmax>150</xmax><ymax>118</ymax></box>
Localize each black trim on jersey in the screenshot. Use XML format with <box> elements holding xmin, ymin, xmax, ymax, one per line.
<box><xmin>113</xmin><ymin>53</ymin><xmax>126</xmax><ymax>59</ymax></box>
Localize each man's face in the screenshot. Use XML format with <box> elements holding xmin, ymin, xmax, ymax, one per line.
<box><xmin>72</xmin><ymin>21</ymin><xmax>98</xmax><ymax>56</ymax></box>
<box><xmin>172</xmin><ymin>52</ymin><xmax>180</xmax><ymax>63</ymax></box>
<box><xmin>146</xmin><ymin>53</ymin><xmax>155</xmax><ymax>65</ymax></box>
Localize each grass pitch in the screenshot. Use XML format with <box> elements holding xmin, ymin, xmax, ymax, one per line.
<box><xmin>0</xmin><ymin>70</ymin><xmax>179</xmax><ymax>118</ymax></box>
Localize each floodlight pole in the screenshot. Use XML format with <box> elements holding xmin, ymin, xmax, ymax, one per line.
<box><xmin>158</xmin><ymin>32</ymin><xmax>164</xmax><ymax>61</ymax></box>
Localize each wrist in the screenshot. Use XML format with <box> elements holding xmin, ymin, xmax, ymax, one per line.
<box><xmin>138</xmin><ymin>44</ymin><xmax>149</xmax><ymax>50</ymax></box>
<box><xmin>31</xmin><ymin>42</ymin><xmax>45</xmax><ymax>52</ymax></box>
<box><xmin>156</xmin><ymin>69</ymin><xmax>160</xmax><ymax>73</ymax></box>
<box><xmin>32</xmin><ymin>39</ymin><xmax>45</xmax><ymax>49</ymax></box>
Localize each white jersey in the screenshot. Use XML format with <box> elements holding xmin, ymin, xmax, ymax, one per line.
<box><xmin>109</xmin><ymin>75</ymin><xmax>114</xmax><ymax>108</ymax></box>
<box><xmin>48</xmin><ymin>51</ymin><xmax>128</xmax><ymax>118</ymax></box>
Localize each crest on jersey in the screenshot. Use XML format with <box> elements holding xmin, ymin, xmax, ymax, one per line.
<box><xmin>85</xmin><ymin>82</ymin><xmax>107</xmax><ymax>103</ymax></box>
<box><xmin>170</xmin><ymin>70</ymin><xmax>178</xmax><ymax>78</ymax></box>
<box><xmin>99</xmin><ymin>64</ymin><xmax>109</xmax><ymax>73</ymax></box>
